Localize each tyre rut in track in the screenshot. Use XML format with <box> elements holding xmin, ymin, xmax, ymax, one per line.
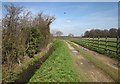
<box><xmin>65</xmin><ymin>41</ymin><xmax>114</xmax><ymax>82</ymax></box>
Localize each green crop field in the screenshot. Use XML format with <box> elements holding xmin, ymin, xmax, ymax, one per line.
<box><xmin>29</xmin><ymin>40</ymin><xmax>80</xmax><ymax>82</ymax></box>
<box><xmin>61</xmin><ymin>37</ymin><xmax>119</xmax><ymax>60</ymax></box>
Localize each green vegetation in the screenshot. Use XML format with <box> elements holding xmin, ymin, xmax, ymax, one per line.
<box><xmin>26</xmin><ymin>28</ymin><xmax>43</xmax><ymax>58</ymax></box>
<box><xmin>66</xmin><ymin>37</ymin><xmax>119</xmax><ymax>59</ymax></box>
<box><xmin>2</xmin><ymin>3</ymin><xmax>119</xmax><ymax>83</ymax></box>
<box><xmin>68</xmin><ymin>41</ymin><xmax>118</xmax><ymax>82</ymax></box>
<box><xmin>2</xmin><ymin>44</ymin><xmax>52</xmax><ymax>82</ymax></box>
<box><xmin>2</xmin><ymin>4</ymin><xmax>55</xmax><ymax>82</ymax></box>
<box><xmin>29</xmin><ymin>40</ymin><xmax>80</xmax><ymax>82</ymax></box>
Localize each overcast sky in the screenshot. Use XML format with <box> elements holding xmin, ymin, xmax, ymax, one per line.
<box><xmin>2</xmin><ymin>2</ymin><xmax>118</xmax><ymax>36</ymax></box>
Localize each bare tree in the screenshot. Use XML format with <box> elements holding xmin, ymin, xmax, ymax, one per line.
<box><xmin>68</xmin><ymin>33</ymin><xmax>74</xmax><ymax>37</ymax></box>
<box><xmin>2</xmin><ymin>4</ymin><xmax>24</xmax><ymax>66</ymax></box>
<box><xmin>2</xmin><ymin>4</ymin><xmax>55</xmax><ymax>81</ymax></box>
<box><xmin>55</xmin><ymin>30</ymin><xmax>63</xmax><ymax>37</ymax></box>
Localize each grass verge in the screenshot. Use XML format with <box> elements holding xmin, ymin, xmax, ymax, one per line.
<box><xmin>29</xmin><ymin>40</ymin><xmax>80</xmax><ymax>82</ymax></box>
<box><xmin>68</xmin><ymin>41</ymin><xmax>118</xmax><ymax>82</ymax></box>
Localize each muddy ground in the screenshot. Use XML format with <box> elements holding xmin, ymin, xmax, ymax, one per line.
<box><xmin>66</xmin><ymin>41</ymin><xmax>115</xmax><ymax>82</ymax></box>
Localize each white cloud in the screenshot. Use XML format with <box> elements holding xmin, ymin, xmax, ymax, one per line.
<box><xmin>66</xmin><ymin>20</ymin><xmax>71</xmax><ymax>23</ymax></box>
<box><xmin>86</xmin><ymin>29</ymin><xmax>91</xmax><ymax>31</ymax></box>
<box><xmin>55</xmin><ymin>8</ymin><xmax>117</xmax><ymax>36</ymax></box>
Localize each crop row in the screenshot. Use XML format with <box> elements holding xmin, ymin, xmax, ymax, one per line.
<box><xmin>69</xmin><ymin>37</ymin><xmax>119</xmax><ymax>60</ymax></box>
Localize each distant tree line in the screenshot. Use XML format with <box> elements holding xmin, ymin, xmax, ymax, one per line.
<box><xmin>83</xmin><ymin>28</ymin><xmax>119</xmax><ymax>38</ymax></box>
<box><xmin>2</xmin><ymin>4</ymin><xmax>55</xmax><ymax>68</ymax></box>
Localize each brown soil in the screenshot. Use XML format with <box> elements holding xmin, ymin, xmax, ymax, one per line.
<box><xmin>72</xmin><ymin>42</ymin><xmax>118</xmax><ymax>70</ymax></box>
<box><xmin>65</xmin><ymin>41</ymin><xmax>114</xmax><ymax>82</ymax></box>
